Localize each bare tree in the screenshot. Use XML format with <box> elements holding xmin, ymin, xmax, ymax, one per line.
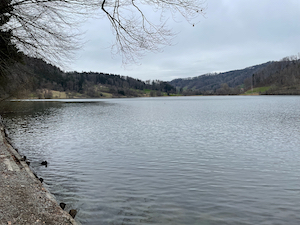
<box><xmin>1</xmin><ymin>0</ymin><xmax>95</xmax><ymax>67</ymax></box>
<box><xmin>100</xmin><ymin>0</ymin><xmax>206</xmax><ymax>64</ymax></box>
<box><xmin>1</xmin><ymin>0</ymin><xmax>206</xmax><ymax>66</ymax></box>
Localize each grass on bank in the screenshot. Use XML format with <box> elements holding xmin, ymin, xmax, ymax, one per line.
<box><xmin>244</xmin><ymin>86</ymin><xmax>271</xmax><ymax>95</ymax></box>
<box><xmin>51</xmin><ymin>91</ymin><xmax>67</xmax><ymax>99</ymax></box>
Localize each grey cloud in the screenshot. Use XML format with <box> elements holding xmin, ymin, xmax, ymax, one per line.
<box><xmin>68</xmin><ymin>0</ymin><xmax>300</xmax><ymax>81</ymax></box>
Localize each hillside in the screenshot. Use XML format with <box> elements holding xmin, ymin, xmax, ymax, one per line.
<box><xmin>169</xmin><ymin>62</ymin><xmax>272</xmax><ymax>94</ymax></box>
<box><xmin>169</xmin><ymin>56</ymin><xmax>300</xmax><ymax>95</ymax></box>
<box><xmin>2</xmin><ymin>55</ymin><xmax>300</xmax><ymax>99</ymax></box>
<box><xmin>2</xmin><ymin>57</ymin><xmax>176</xmax><ymax>99</ymax></box>
<box><xmin>248</xmin><ymin>58</ymin><xmax>300</xmax><ymax>95</ymax></box>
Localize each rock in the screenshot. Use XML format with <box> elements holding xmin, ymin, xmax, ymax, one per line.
<box><xmin>33</xmin><ymin>172</ymin><xmax>38</xmax><ymax>179</ymax></box>
<box><xmin>69</xmin><ymin>209</ymin><xmax>77</xmax><ymax>218</ymax></box>
<box><xmin>4</xmin><ymin>128</ymin><xmax>9</xmax><ymax>137</ymax></box>
<box><xmin>41</xmin><ymin>161</ymin><xmax>48</xmax><ymax>166</ymax></box>
<box><xmin>26</xmin><ymin>161</ymin><xmax>30</xmax><ymax>166</ymax></box>
<box><xmin>59</xmin><ymin>202</ymin><xmax>66</xmax><ymax>210</ymax></box>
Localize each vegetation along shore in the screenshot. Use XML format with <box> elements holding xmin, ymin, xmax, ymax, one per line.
<box><xmin>1</xmin><ymin>55</ymin><xmax>300</xmax><ymax>101</ymax></box>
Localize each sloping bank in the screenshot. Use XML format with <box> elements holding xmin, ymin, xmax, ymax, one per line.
<box><xmin>0</xmin><ymin>117</ymin><xmax>78</xmax><ymax>225</ymax></box>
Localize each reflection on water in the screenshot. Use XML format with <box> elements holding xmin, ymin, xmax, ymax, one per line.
<box><xmin>2</xmin><ymin>96</ymin><xmax>300</xmax><ymax>225</ymax></box>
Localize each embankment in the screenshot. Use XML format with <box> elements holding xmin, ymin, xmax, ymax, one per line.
<box><xmin>0</xmin><ymin>117</ymin><xmax>78</xmax><ymax>224</ymax></box>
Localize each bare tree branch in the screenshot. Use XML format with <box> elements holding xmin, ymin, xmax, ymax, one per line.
<box><xmin>1</xmin><ymin>0</ymin><xmax>206</xmax><ymax>66</ymax></box>
<box><xmin>100</xmin><ymin>0</ymin><xmax>206</xmax><ymax>64</ymax></box>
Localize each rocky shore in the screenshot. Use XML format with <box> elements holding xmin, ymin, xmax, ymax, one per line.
<box><xmin>0</xmin><ymin>118</ymin><xmax>78</xmax><ymax>225</ymax></box>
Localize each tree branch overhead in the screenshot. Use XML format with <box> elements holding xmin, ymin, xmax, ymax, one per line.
<box><xmin>1</xmin><ymin>0</ymin><xmax>206</xmax><ymax>66</ymax></box>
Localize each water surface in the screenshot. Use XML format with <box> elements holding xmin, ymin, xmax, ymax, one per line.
<box><xmin>2</xmin><ymin>96</ymin><xmax>300</xmax><ymax>225</ymax></box>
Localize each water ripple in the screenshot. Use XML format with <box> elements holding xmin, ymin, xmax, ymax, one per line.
<box><xmin>3</xmin><ymin>96</ymin><xmax>300</xmax><ymax>224</ymax></box>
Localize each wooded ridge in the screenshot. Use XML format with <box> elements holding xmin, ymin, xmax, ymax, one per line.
<box><xmin>169</xmin><ymin>55</ymin><xmax>300</xmax><ymax>95</ymax></box>
<box><xmin>1</xmin><ymin>55</ymin><xmax>300</xmax><ymax>99</ymax></box>
<box><xmin>0</xmin><ymin>57</ymin><xmax>176</xmax><ymax>99</ymax></box>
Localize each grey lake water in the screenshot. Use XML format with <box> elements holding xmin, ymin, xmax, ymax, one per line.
<box><xmin>1</xmin><ymin>96</ymin><xmax>300</xmax><ymax>225</ymax></box>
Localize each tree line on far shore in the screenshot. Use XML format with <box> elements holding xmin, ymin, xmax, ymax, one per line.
<box><xmin>2</xmin><ymin>54</ymin><xmax>300</xmax><ymax>99</ymax></box>
<box><xmin>1</xmin><ymin>56</ymin><xmax>176</xmax><ymax>99</ymax></box>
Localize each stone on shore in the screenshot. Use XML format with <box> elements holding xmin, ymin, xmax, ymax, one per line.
<box><xmin>69</xmin><ymin>209</ymin><xmax>78</xmax><ymax>219</ymax></box>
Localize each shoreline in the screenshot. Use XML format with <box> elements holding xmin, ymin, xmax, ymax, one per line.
<box><xmin>0</xmin><ymin>117</ymin><xmax>78</xmax><ymax>224</ymax></box>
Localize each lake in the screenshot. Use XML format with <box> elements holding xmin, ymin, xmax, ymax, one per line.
<box><xmin>2</xmin><ymin>96</ymin><xmax>300</xmax><ymax>225</ymax></box>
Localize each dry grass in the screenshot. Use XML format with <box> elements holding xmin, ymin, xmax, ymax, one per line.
<box><xmin>51</xmin><ymin>90</ymin><xmax>67</xmax><ymax>99</ymax></box>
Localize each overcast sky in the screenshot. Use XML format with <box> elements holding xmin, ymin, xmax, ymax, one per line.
<box><xmin>68</xmin><ymin>0</ymin><xmax>300</xmax><ymax>81</ymax></box>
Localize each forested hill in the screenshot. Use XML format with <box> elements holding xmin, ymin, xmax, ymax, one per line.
<box><xmin>6</xmin><ymin>57</ymin><xmax>176</xmax><ymax>99</ymax></box>
<box><xmin>169</xmin><ymin>62</ymin><xmax>272</xmax><ymax>93</ymax></box>
<box><xmin>247</xmin><ymin>58</ymin><xmax>300</xmax><ymax>94</ymax></box>
<box><xmin>169</xmin><ymin>56</ymin><xmax>300</xmax><ymax>95</ymax></box>
<box><xmin>3</xmin><ymin>55</ymin><xmax>300</xmax><ymax>99</ymax></box>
